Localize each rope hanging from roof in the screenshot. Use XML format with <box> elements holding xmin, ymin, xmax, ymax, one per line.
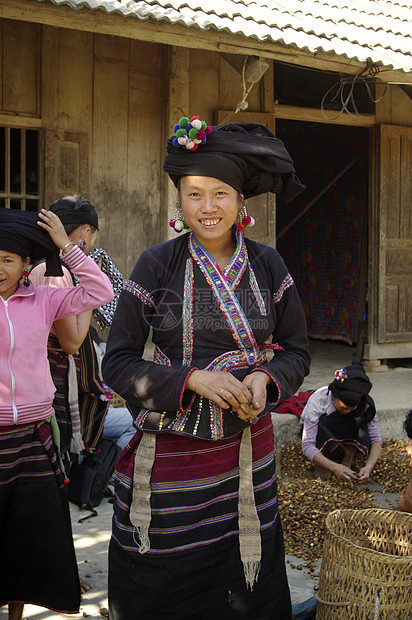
<box><xmin>221</xmin><ymin>56</ymin><xmax>269</xmax><ymax>123</ymax></box>
<box><xmin>234</xmin><ymin>58</ymin><xmax>256</xmax><ymax>114</ymax></box>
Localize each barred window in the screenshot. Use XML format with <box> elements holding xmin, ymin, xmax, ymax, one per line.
<box><xmin>0</xmin><ymin>127</ymin><xmax>41</xmax><ymax>211</ymax></box>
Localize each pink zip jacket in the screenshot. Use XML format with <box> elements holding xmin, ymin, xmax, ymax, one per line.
<box><xmin>0</xmin><ymin>245</ymin><xmax>114</xmax><ymax>426</ymax></box>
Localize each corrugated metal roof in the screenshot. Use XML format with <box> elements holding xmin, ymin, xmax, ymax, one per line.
<box><xmin>36</xmin><ymin>0</ymin><xmax>412</xmax><ymax>73</ymax></box>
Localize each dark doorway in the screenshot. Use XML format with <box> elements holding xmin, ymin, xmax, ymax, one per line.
<box><xmin>276</xmin><ymin>120</ymin><xmax>369</xmax><ymax>345</ymax></box>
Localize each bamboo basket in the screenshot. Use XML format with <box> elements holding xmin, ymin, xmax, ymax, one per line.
<box><xmin>316</xmin><ymin>509</ymin><xmax>412</xmax><ymax>619</ymax></box>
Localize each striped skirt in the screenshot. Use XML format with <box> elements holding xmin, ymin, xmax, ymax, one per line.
<box><xmin>0</xmin><ymin>420</ymin><xmax>81</xmax><ymax>613</ymax></box>
<box><xmin>109</xmin><ymin>415</ymin><xmax>292</xmax><ymax>619</ymax></box>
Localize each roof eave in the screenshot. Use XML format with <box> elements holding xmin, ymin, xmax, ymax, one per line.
<box><xmin>1</xmin><ymin>0</ymin><xmax>411</xmax><ymax>84</ymax></box>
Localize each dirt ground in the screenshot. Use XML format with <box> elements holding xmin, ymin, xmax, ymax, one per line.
<box><xmin>2</xmin><ymin>439</ymin><xmax>407</xmax><ymax>620</ymax></box>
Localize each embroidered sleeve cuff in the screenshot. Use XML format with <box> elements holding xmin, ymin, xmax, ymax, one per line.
<box><xmin>251</xmin><ymin>367</ymin><xmax>281</xmax><ymax>406</ymax></box>
<box><xmin>176</xmin><ymin>367</ymin><xmax>198</xmax><ymax>412</ymax></box>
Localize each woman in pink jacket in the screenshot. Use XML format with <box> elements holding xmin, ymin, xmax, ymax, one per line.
<box><xmin>0</xmin><ymin>207</ymin><xmax>113</xmax><ymax>620</ymax></box>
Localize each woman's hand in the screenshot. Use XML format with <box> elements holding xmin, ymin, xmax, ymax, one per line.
<box><xmin>332</xmin><ymin>463</ymin><xmax>358</xmax><ymax>482</ymax></box>
<box><xmin>237</xmin><ymin>371</ymin><xmax>270</xmax><ymax>420</ymax></box>
<box><xmin>356</xmin><ymin>442</ymin><xmax>381</xmax><ymax>483</ymax></box>
<box><xmin>357</xmin><ymin>466</ymin><xmax>372</xmax><ymax>483</ymax></box>
<box><xmin>37</xmin><ymin>209</ymin><xmax>71</xmax><ymax>250</ymax></box>
<box><xmin>186</xmin><ymin>370</ymin><xmax>254</xmax><ymax>418</ymax></box>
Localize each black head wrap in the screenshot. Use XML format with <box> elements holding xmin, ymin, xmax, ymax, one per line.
<box><xmin>0</xmin><ymin>207</ymin><xmax>63</xmax><ymax>276</ymax></box>
<box><xmin>163</xmin><ymin>122</ymin><xmax>306</xmax><ymax>201</ymax></box>
<box><xmin>49</xmin><ymin>197</ymin><xmax>99</xmax><ymax>231</ymax></box>
<box><xmin>328</xmin><ymin>361</ymin><xmax>372</xmax><ymax>407</ymax></box>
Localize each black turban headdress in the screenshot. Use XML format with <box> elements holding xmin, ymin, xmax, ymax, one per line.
<box><xmin>49</xmin><ymin>197</ymin><xmax>99</xmax><ymax>230</ymax></box>
<box><xmin>163</xmin><ymin>121</ymin><xmax>306</xmax><ymax>202</ymax></box>
<box><xmin>0</xmin><ymin>207</ymin><xmax>63</xmax><ymax>276</ymax></box>
<box><xmin>328</xmin><ymin>361</ymin><xmax>372</xmax><ymax>407</ymax></box>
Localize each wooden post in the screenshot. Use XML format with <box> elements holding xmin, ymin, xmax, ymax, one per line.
<box><xmin>165</xmin><ymin>46</ymin><xmax>190</xmax><ymax>240</ymax></box>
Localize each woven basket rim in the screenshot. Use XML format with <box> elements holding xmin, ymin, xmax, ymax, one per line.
<box><xmin>324</xmin><ymin>508</ymin><xmax>412</xmax><ymax>561</ymax></box>
<box><xmin>327</xmin><ymin>507</ymin><xmax>412</xmax><ymax>519</ymax></box>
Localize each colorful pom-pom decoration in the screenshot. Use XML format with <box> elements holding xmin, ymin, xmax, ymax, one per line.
<box><xmin>334</xmin><ymin>368</ymin><xmax>347</xmax><ymax>383</ymax></box>
<box><xmin>174</xmin><ymin>220</ymin><xmax>184</xmax><ymax>232</ymax></box>
<box><xmin>169</xmin><ymin>217</ymin><xmax>187</xmax><ymax>233</ymax></box>
<box><xmin>236</xmin><ymin>212</ymin><xmax>255</xmax><ymax>232</ymax></box>
<box><xmin>172</xmin><ymin>115</ymin><xmax>212</xmax><ymax>150</ymax></box>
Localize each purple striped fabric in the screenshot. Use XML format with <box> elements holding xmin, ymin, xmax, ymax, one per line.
<box><xmin>0</xmin><ymin>420</ymin><xmax>64</xmax><ymax>488</ymax></box>
<box><xmin>112</xmin><ymin>415</ymin><xmax>279</xmax><ymax>554</ymax></box>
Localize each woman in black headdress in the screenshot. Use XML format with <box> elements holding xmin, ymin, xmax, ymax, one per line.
<box><xmin>102</xmin><ymin>117</ymin><xmax>310</xmax><ymax>619</ymax></box>
<box><xmin>0</xmin><ymin>207</ymin><xmax>113</xmax><ymax>620</ymax></box>
<box><xmin>301</xmin><ymin>361</ymin><xmax>383</xmax><ymax>482</ymax></box>
<box><xmin>30</xmin><ymin>196</ymin><xmax>108</xmax><ymax>467</ymax></box>
<box><xmin>30</xmin><ymin>195</ymin><xmax>112</xmax><ymax>595</ymax></box>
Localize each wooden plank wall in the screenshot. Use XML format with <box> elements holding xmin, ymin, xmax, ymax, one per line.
<box><xmin>1</xmin><ymin>19</ymin><xmax>269</xmax><ymax>277</ymax></box>
<box><xmin>0</xmin><ymin>18</ymin><xmax>273</xmax><ymax>278</ymax></box>
<box><xmin>5</xmin><ymin>16</ymin><xmax>410</xmax><ymax>284</ymax></box>
<box><xmin>0</xmin><ymin>19</ymin><xmax>40</xmax><ymax>115</ymax></box>
<box><xmin>376</xmin><ymin>84</ymin><xmax>412</xmax><ymax>127</ymax></box>
<box><xmin>189</xmin><ymin>49</ymin><xmax>263</xmax><ymax>121</ymax></box>
<box><xmin>41</xmin><ymin>27</ymin><xmax>167</xmax><ymax>277</ymax></box>
<box><xmin>1</xmin><ymin>19</ymin><xmax>167</xmax><ymax>278</ymax></box>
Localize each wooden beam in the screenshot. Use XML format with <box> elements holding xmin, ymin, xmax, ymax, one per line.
<box><xmin>218</xmin><ymin>42</ymin><xmax>379</xmax><ymax>78</ymax></box>
<box><xmin>218</xmin><ymin>106</ymin><xmax>375</xmax><ymax>127</ymax></box>
<box><xmin>2</xmin><ymin>0</ymin><xmax>412</xmax><ymax>84</ymax></box>
<box><xmin>364</xmin><ymin>342</ymin><xmax>412</xmax><ymax>360</ymax></box>
<box><xmin>217</xmin><ymin>110</ymin><xmax>275</xmax><ymax>131</ymax></box>
<box><xmin>272</xmin><ymin>104</ymin><xmax>376</xmax><ymax>126</ymax></box>
<box><xmin>0</xmin><ymin>112</ymin><xmax>41</xmax><ymax>127</ymax></box>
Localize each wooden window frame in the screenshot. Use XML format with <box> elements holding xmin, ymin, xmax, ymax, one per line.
<box><xmin>0</xmin><ymin>124</ymin><xmax>43</xmax><ymax>211</ymax></box>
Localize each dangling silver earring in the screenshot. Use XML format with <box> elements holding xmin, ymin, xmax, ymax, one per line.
<box><xmin>169</xmin><ymin>202</ymin><xmax>188</xmax><ymax>233</ymax></box>
<box><xmin>236</xmin><ymin>203</ymin><xmax>255</xmax><ymax>231</ymax></box>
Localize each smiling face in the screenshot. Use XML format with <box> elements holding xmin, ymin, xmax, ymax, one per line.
<box><xmin>179</xmin><ymin>176</ymin><xmax>243</xmax><ymax>248</ymax></box>
<box><xmin>0</xmin><ymin>250</ymin><xmax>30</xmax><ymax>300</ymax></box>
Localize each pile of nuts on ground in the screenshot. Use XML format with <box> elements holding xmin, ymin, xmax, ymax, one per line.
<box><xmin>278</xmin><ymin>440</ymin><xmax>410</xmax><ymax>567</ymax></box>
